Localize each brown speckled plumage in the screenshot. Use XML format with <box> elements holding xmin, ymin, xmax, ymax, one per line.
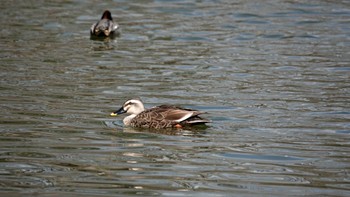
<box><xmin>111</xmin><ymin>99</ymin><xmax>210</xmax><ymax>129</ymax></box>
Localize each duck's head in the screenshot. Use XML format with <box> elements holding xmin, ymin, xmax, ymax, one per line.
<box><xmin>101</xmin><ymin>10</ymin><xmax>113</xmax><ymax>20</ymax></box>
<box><xmin>111</xmin><ymin>99</ymin><xmax>145</xmax><ymax>116</ymax></box>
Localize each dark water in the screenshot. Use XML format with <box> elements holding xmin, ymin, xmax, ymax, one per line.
<box><xmin>1</xmin><ymin>0</ymin><xmax>350</xmax><ymax>196</ymax></box>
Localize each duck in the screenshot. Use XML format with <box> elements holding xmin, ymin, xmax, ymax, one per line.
<box><xmin>110</xmin><ymin>99</ymin><xmax>211</xmax><ymax>129</ymax></box>
<box><xmin>90</xmin><ymin>10</ymin><xmax>119</xmax><ymax>37</ymax></box>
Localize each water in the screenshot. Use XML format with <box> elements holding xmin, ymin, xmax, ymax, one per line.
<box><xmin>1</xmin><ymin>0</ymin><xmax>350</xmax><ymax>196</ymax></box>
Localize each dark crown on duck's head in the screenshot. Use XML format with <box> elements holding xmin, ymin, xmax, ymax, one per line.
<box><xmin>101</xmin><ymin>10</ymin><xmax>113</xmax><ymax>20</ymax></box>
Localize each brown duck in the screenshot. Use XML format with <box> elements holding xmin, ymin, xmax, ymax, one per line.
<box><xmin>110</xmin><ymin>99</ymin><xmax>211</xmax><ymax>129</ymax></box>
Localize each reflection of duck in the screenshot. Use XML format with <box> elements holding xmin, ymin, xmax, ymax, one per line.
<box><xmin>110</xmin><ymin>99</ymin><xmax>211</xmax><ymax>129</ymax></box>
<box><xmin>90</xmin><ymin>10</ymin><xmax>119</xmax><ymax>37</ymax></box>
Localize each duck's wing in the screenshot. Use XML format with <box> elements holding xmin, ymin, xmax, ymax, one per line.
<box><xmin>132</xmin><ymin>105</ymin><xmax>210</xmax><ymax>128</ymax></box>
<box><xmin>133</xmin><ymin>105</ymin><xmax>189</xmax><ymax>122</ymax></box>
<box><xmin>152</xmin><ymin>105</ymin><xmax>205</xmax><ymax>122</ymax></box>
<box><xmin>164</xmin><ymin>105</ymin><xmax>211</xmax><ymax>124</ymax></box>
<box><xmin>163</xmin><ymin>109</ymin><xmax>197</xmax><ymax>122</ymax></box>
<box><xmin>129</xmin><ymin>107</ymin><xmax>174</xmax><ymax>128</ymax></box>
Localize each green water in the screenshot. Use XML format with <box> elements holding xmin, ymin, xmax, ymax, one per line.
<box><xmin>1</xmin><ymin>0</ymin><xmax>349</xmax><ymax>196</ymax></box>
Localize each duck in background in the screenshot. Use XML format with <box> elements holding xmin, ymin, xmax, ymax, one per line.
<box><xmin>90</xmin><ymin>10</ymin><xmax>119</xmax><ymax>37</ymax></box>
<box><xmin>110</xmin><ymin>99</ymin><xmax>211</xmax><ymax>129</ymax></box>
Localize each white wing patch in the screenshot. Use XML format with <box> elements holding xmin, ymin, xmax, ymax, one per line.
<box><xmin>175</xmin><ymin>112</ymin><xmax>193</xmax><ymax>122</ymax></box>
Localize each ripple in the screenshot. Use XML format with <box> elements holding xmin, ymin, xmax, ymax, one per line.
<box><xmin>1</xmin><ymin>0</ymin><xmax>349</xmax><ymax>196</ymax></box>
<box><xmin>217</xmin><ymin>152</ymin><xmax>304</xmax><ymax>162</ymax></box>
<box><xmin>1</xmin><ymin>152</ymin><xmax>54</xmax><ymax>159</ymax></box>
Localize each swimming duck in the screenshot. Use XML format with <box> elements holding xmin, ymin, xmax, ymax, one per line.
<box><xmin>90</xmin><ymin>10</ymin><xmax>119</xmax><ymax>37</ymax></box>
<box><xmin>110</xmin><ymin>99</ymin><xmax>211</xmax><ymax>129</ymax></box>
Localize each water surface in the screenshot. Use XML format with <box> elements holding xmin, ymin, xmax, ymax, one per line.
<box><xmin>1</xmin><ymin>0</ymin><xmax>350</xmax><ymax>196</ymax></box>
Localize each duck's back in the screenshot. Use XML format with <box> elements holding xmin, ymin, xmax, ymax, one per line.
<box><xmin>130</xmin><ymin>105</ymin><xmax>209</xmax><ymax>129</ymax></box>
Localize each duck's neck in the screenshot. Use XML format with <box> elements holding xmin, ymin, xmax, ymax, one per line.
<box><xmin>123</xmin><ymin>114</ymin><xmax>137</xmax><ymax>126</ymax></box>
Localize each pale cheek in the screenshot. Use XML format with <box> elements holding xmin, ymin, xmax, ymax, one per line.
<box><xmin>125</xmin><ymin>107</ymin><xmax>134</xmax><ymax>113</ymax></box>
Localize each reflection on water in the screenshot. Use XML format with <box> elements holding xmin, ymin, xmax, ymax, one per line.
<box><xmin>1</xmin><ymin>0</ymin><xmax>350</xmax><ymax>196</ymax></box>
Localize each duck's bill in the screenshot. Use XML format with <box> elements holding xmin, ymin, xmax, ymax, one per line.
<box><xmin>110</xmin><ymin>107</ymin><xmax>127</xmax><ymax>116</ymax></box>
